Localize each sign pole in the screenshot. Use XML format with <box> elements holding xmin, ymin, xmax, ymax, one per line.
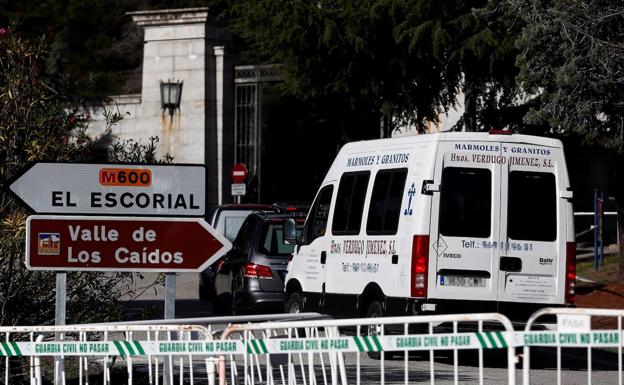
<box><xmin>54</xmin><ymin>272</ymin><xmax>66</xmax><ymax>385</ymax></box>
<box><xmin>163</xmin><ymin>273</ymin><xmax>176</xmax><ymax>385</ymax></box>
<box><xmin>164</xmin><ymin>273</ymin><xmax>176</xmax><ymax>319</ymax></box>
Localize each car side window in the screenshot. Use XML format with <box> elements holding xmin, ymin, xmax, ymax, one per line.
<box><xmin>233</xmin><ymin>216</ymin><xmax>258</xmax><ymax>251</ymax></box>
<box><xmin>303</xmin><ymin>185</ymin><xmax>334</xmax><ymax>245</ymax></box>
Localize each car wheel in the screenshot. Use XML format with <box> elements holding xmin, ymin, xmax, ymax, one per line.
<box><xmin>285</xmin><ymin>292</ymin><xmax>303</xmax><ymax>314</ymax></box>
<box><xmin>365</xmin><ymin>300</ymin><xmax>384</xmax><ymax>359</ymax></box>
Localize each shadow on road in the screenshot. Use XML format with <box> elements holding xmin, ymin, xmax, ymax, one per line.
<box><xmin>525</xmin><ymin>346</ymin><xmax>620</xmax><ymax>371</ymax></box>
<box><xmin>382</xmin><ymin>346</ymin><xmax>620</xmax><ymax>372</ymax></box>
<box><xmin>121</xmin><ymin>299</ymin><xmax>213</xmax><ymax>321</ymax></box>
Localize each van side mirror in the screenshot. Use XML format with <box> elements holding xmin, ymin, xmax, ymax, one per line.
<box><xmin>283</xmin><ymin>218</ymin><xmax>298</xmax><ymax>245</ymax></box>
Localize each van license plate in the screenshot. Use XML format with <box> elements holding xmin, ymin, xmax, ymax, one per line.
<box><xmin>440</xmin><ymin>276</ymin><xmax>486</xmax><ymax>287</ymax></box>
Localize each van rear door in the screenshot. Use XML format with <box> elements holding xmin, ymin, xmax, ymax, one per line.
<box><xmin>428</xmin><ymin>141</ymin><xmax>504</xmax><ymax>302</ymax></box>
<box><xmin>498</xmin><ymin>142</ymin><xmax>566</xmax><ymax>304</ymax></box>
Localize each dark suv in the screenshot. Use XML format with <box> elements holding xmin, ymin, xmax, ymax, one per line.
<box><xmin>208</xmin><ymin>212</ymin><xmax>304</xmax><ymax>314</ymax></box>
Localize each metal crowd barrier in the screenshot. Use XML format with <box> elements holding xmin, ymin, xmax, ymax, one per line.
<box><xmin>0</xmin><ymin>324</ymin><xmax>214</xmax><ymax>385</ymax></box>
<box><xmin>2</xmin><ymin>313</ymin><xmax>327</xmax><ymax>385</ymax></box>
<box><xmin>217</xmin><ymin>313</ymin><xmax>517</xmax><ymax>385</ymax></box>
<box><xmin>5</xmin><ymin>308</ymin><xmax>624</xmax><ymax>385</ymax></box>
<box><xmin>522</xmin><ymin>307</ymin><xmax>624</xmax><ymax>385</ymax></box>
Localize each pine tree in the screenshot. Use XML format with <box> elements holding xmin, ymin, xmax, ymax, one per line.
<box><xmin>224</xmin><ymin>0</ymin><xmax>525</xmax><ymax>134</ymax></box>
<box><xmin>512</xmin><ymin>0</ymin><xmax>624</xmax><ymax>277</ymax></box>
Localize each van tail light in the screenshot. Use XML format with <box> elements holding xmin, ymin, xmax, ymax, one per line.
<box><xmin>488</xmin><ymin>129</ymin><xmax>512</xmax><ymax>135</ymax></box>
<box><xmin>411</xmin><ymin>235</ymin><xmax>430</xmax><ymax>298</ymax></box>
<box><xmin>565</xmin><ymin>242</ymin><xmax>576</xmax><ymax>304</ymax></box>
<box><xmin>243</xmin><ymin>263</ymin><xmax>274</xmax><ymax>279</ymax></box>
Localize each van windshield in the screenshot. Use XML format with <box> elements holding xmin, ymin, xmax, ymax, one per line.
<box><xmin>439</xmin><ymin>167</ymin><xmax>492</xmax><ymax>238</ymax></box>
<box><xmin>508</xmin><ymin>171</ymin><xmax>556</xmax><ymax>241</ymax></box>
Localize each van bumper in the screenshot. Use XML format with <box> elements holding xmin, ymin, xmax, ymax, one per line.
<box><xmin>386</xmin><ymin>297</ymin><xmax>569</xmax><ymax>324</ymax></box>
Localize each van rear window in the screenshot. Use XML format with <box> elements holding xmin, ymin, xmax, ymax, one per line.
<box><xmin>367</xmin><ymin>168</ymin><xmax>407</xmax><ymax>235</ymax></box>
<box><xmin>332</xmin><ymin>171</ymin><xmax>370</xmax><ymax>235</ymax></box>
<box><xmin>508</xmin><ymin>171</ymin><xmax>556</xmax><ymax>242</ymax></box>
<box><xmin>440</xmin><ymin>167</ymin><xmax>491</xmax><ymax>238</ymax></box>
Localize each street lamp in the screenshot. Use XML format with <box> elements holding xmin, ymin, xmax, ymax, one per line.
<box><xmin>160</xmin><ymin>79</ymin><xmax>183</xmax><ymax>124</ymax></box>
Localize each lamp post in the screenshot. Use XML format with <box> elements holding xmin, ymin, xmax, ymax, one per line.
<box><xmin>159</xmin><ymin>80</ymin><xmax>182</xmax><ymax>385</ymax></box>
<box><xmin>160</xmin><ymin>79</ymin><xmax>183</xmax><ymax>124</ymax></box>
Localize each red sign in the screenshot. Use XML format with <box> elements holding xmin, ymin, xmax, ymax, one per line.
<box><xmin>231</xmin><ymin>163</ymin><xmax>248</xmax><ymax>183</ymax></box>
<box><xmin>26</xmin><ymin>216</ymin><xmax>232</xmax><ymax>272</ymax></box>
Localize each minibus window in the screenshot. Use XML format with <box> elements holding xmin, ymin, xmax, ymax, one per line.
<box><xmin>508</xmin><ymin>171</ymin><xmax>556</xmax><ymax>242</ymax></box>
<box><xmin>439</xmin><ymin>167</ymin><xmax>491</xmax><ymax>238</ymax></box>
<box><xmin>303</xmin><ymin>185</ymin><xmax>334</xmax><ymax>245</ymax></box>
<box><xmin>367</xmin><ymin>168</ymin><xmax>408</xmax><ymax>235</ymax></box>
<box><xmin>332</xmin><ymin>171</ymin><xmax>370</xmax><ymax>235</ymax></box>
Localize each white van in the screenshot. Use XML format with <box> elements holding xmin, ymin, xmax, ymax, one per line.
<box><xmin>284</xmin><ymin>132</ymin><xmax>575</xmax><ymax>320</ymax></box>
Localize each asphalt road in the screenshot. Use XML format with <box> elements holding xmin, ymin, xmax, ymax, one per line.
<box><xmin>120</xmin><ymin>271</ymin><xmax>212</xmax><ymax>320</ymax></box>
<box><xmin>120</xmin><ymin>347</ymin><xmax>621</xmax><ymax>385</ymax></box>
<box><xmin>118</xmin><ymin>273</ymin><xmax>622</xmax><ymax>384</ymax></box>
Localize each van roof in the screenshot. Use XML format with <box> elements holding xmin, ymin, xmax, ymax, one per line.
<box><xmin>341</xmin><ymin>132</ymin><xmax>563</xmax><ymax>152</ymax></box>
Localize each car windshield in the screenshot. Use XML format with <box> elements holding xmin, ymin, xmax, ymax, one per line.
<box><xmin>258</xmin><ymin>221</ymin><xmax>303</xmax><ymax>257</ymax></box>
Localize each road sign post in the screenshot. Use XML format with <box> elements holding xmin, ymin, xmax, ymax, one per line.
<box><xmin>26</xmin><ymin>216</ymin><xmax>231</xmax><ymax>272</ymax></box>
<box><xmin>231</xmin><ymin>163</ymin><xmax>248</xmax><ymax>184</ymax></box>
<box><xmin>54</xmin><ymin>272</ymin><xmax>66</xmax><ymax>385</ymax></box>
<box><xmin>10</xmin><ymin>161</ymin><xmax>221</xmax><ymax>380</ymax></box>
<box><xmin>8</xmin><ymin>163</ymin><xmax>206</xmax><ymax>216</ymax></box>
<box><xmin>230</xmin><ymin>163</ymin><xmax>248</xmax><ymax>203</ymax></box>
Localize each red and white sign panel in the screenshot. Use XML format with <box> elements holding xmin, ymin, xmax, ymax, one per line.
<box><xmin>8</xmin><ymin>163</ymin><xmax>205</xmax><ymax>216</ymax></box>
<box><xmin>26</xmin><ymin>216</ymin><xmax>232</xmax><ymax>272</ymax></box>
<box><xmin>231</xmin><ymin>163</ymin><xmax>248</xmax><ymax>184</ymax></box>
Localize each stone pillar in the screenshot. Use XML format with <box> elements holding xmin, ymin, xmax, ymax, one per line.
<box><xmin>129</xmin><ymin>8</ymin><xmax>232</xmax><ymax>212</ymax></box>
<box><xmin>204</xmin><ymin>28</ymin><xmax>232</xmax><ymax>210</ymax></box>
<box><xmin>214</xmin><ymin>46</ymin><xmax>235</xmax><ymax>206</ymax></box>
<box><xmin>214</xmin><ymin>46</ymin><xmax>225</xmax><ymax>204</ymax></box>
<box><xmin>130</xmin><ymin>8</ymin><xmax>210</xmax><ymax>164</ymax></box>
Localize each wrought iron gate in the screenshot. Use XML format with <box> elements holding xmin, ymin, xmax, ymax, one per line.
<box><xmin>234</xmin><ymin>64</ymin><xmax>281</xmax><ymax>202</ymax></box>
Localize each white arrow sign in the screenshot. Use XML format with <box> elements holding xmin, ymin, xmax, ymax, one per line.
<box><xmin>8</xmin><ymin>163</ymin><xmax>205</xmax><ymax>216</ymax></box>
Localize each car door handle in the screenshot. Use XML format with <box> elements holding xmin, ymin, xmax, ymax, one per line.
<box><xmin>320</xmin><ymin>251</ymin><xmax>327</xmax><ymax>265</ymax></box>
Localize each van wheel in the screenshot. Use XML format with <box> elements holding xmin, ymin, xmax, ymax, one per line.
<box><xmin>285</xmin><ymin>292</ymin><xmax>303</xmax><ymax>314</ymax></box>
<box><xmin>365</xmin><ymin>301</ymin><xmax>384</xmax><ymax>359</ymax></box>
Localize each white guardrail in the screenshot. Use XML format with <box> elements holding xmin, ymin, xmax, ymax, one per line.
<box><xmin>218</xmin><ymin>313</ymin><xmax>517</xmax><ymax>385</ymax></box>
<box><xmin>0</xmin><ymin>324</ymin><xmax>214</xmax><ymax>385</ymax></box>
<box><xmin>2</xmin><ymin>308</ymin><xmax>624</xmax><ymax>385</ymax></box>
<box><xmin>523</xmin><ymin>307</ymin><xmax>624</xmax><ymax>385</ymax></box>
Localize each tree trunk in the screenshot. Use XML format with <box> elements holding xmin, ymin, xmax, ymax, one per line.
<box><xmin>617</xmin><ymin>157</ymin><xmax>624</xmax><ymax>282</ymax></box>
